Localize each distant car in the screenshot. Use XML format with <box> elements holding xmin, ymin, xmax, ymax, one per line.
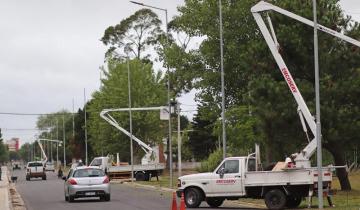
<box><xmin>12</xmin><ymin>161</ymin><xmax>21</xmax><ymax>170</ymax></box>
<box><xmin>45</xmin><ymin>162</ymin><xmax>55</xmax><ymax>172</ymax></box>
<box><xmin>26</xmin><ymin>161</ymin><xmax>46</xmax><ymax>181</ymax></box>
<box><xmin>63</xmin><ymin>166</ymin><xmax>110</xmax><ymax>202</ymax></box>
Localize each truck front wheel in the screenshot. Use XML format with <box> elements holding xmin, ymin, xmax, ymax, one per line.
<box><xmin>264</xmin><ymin>189</ymin><xmax>286</xmax><ymax>210</ymax></box>
<box><xmin>206</xmin><ymin>197</ymin><xmax>224</xmax><ymax>208</ymax></box>
<box><xmin>185</xmin><ymin>187</ymin><xmax>203</xmax><ymax>208</ymax></box>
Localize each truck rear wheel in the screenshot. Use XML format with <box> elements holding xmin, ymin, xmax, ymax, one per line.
<box><xmin>206</xmin><ymin>197</ymin><xmax>224</xmax><ymax>208</ymax></box>
<box><xmin>185</xmin><ymin>187</ymin><xmax>203</xmax><ymax>208</ymax></box>
<box><xmin>286</xmin><ymin>195</ymin><xmax>302</xmax><ymax>208</ymax></box>
<box><xmin>264</xmin><ymin>189</ymin><xmax>286</xmax><ymax>210</ymax></box>
<box><xmin>135</xmin><ymin>172</ymin><xmax>145</xmax><ymax>181</ymax></box>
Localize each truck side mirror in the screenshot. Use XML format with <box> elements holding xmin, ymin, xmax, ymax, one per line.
<box><xmin>219</xmin><ymin>168</ymin><xmax>225</xmax><ymax>178</ymax></box>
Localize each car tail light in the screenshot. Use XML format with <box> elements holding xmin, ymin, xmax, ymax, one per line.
<box><xmin>68</xmin><ymin>178</ymin><xmax>77</xmax><ymax>185</ymax></box>
<box><xmin>103</xmin><ymin>176</ymin><xmax>109</xmax><ymax>184</ymax></box>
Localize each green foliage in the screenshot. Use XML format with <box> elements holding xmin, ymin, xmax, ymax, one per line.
<box><xmin>19</xmin><ymin>143</ymin><xmax>31</xmax><ymax>163</ymax></box>
<box><xmin>0</xmin><ymin>129</ymin><xmax>9</xmax><ymax>163</ymax></box>
<box><xmin>87</xmin><ymin>59</ymin><xmax>167</xmax><ymax>162</ymax></box>
<box><xmin>198</xmin><ymin>149</ymin><xmax>223</xmax><ymax>172</ymax></box>
<box><xmin>101</xmin><ymin>9</ymin><xmax>163</xmax><ymax>60</ymax></box>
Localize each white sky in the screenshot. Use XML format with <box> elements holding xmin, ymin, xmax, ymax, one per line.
<box><xmin>0</xmin><ymin>0</ymin><xmax>359</xmax><ymax>145</ymax></box>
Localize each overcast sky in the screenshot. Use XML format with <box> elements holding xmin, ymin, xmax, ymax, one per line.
<box><xmin>0</xmin><ymin>0</ymin><xmax>359</xmax><ymax>145</ymax></box>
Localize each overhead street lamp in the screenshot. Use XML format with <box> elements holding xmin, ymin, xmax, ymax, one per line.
<box><xmin>130</xmin><ymin>0</ymin><xmax>173</xmax><ymax>188</ymax></box>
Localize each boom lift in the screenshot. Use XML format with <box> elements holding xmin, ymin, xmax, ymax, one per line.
<box><xmin>251</xmin><ymin>1</ymin><xmax>360</xmax><ymax>168</ymax></box>
<box><xmin>100</xmin><ymin>106</ymin><xmax>168</xmax><ymax>164</ymax></box>
<box><xmin>37</xmin><ymin>140</ymin><xmax>48</xmax><ymax>165</ymax></box>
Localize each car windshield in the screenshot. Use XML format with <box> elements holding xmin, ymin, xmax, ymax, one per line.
<box><xmin>28</xmin><ymin>162</ymin><xmax>43</xmax><ymax>167</ymax></box>
<box><xmin>73</xmin><ymin>168</ymin><xmax>105</xmax><ymax>178</ymax></box>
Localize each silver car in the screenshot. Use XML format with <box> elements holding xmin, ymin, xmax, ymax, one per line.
<box><xmin>63</xmin><ymin>166</ymin><xmax>110</xmax><ymax>202</ymax></box>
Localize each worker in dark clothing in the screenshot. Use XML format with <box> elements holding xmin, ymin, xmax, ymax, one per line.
<box><xmin>0</xmin><ymin>164</ymin><xmax>2</xmax><ymax>181</ymax></box>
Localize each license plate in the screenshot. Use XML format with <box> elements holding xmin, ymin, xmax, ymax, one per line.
<box><xmin>85</xmin><ymin>192</ymin><xmax>96</xmax><ymax>196</ymax></box>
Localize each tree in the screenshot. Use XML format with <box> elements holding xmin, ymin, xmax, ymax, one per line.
<box><xmin>101</xmin><ymin>9</ymin><xmax>162</xmax><ymax>60</ymax></box>
<box><xmin>166</xmin><ymin>0</ymin><xmax>360</xmax><ymax>190</ymax></box>
<box><xmin>87</xmin><ymin>59</ymin><xmax>167</xmax><ymax>163</ymax></box>
<box><xmin>0</xmin><ymin>128</ymin><xmax>9</xmax><ymax>163</ymax></box>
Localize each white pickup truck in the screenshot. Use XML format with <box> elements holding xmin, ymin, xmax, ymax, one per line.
<box><xmin>177</xmin><ymin>155</ymin><xmax>333</xmax><ymax>209</ymax></box>
<box><xmin>26</xmin><ymin>161</ymin><xmax>47</xmax><ymax>181</ymax></box>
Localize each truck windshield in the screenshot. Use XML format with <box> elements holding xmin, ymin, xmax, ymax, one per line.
<box><xmin>90</xmin><ymin>158</ymin><xmax>102</xmax><ymax>166</ymax></box>
<box><xmin>28</xmin><ymin>162</ymin><xmax>43</xmax><ymax>167</ymax></box>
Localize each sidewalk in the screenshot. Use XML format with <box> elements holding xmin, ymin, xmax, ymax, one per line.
<box><xmin>0</xmin><ymin>166</ymin><xmax>11</xmax><ymax>210</ymax></box>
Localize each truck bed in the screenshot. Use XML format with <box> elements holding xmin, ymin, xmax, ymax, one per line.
<box><xmin>245</xmin><ymin>168</ymin><xmax>332</xmax><ymax>187</ymax></box>
<box><xmin>108</xmin><ymin>163</ymin><xmax>165</xmax><ymax>173</ymax></box>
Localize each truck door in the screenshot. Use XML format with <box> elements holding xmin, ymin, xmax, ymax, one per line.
<box><xmin>210</xmin><ymin>159</ymin><xmax>245</xmax><ymax>196</ymax></box>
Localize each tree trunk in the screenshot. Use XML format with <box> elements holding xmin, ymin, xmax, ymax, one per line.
<box><xmin>325</xmin><ymin>144</ymin><xmax>352</xmax><ymax>191</ymax></box>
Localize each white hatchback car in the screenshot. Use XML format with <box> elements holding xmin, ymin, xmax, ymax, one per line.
<box><xmin>63</xmin><ymin>166</ymin><xmax>110</xmax><ymax>202</ymax></box>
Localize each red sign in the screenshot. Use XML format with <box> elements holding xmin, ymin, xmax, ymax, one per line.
<box><xmin>281</xmin><ymin>68</ymin><xmax>297</xmax><ymax>93</ymax></box>
<box><xmin>216</xmin><ymin>179</ymin><xmax>236</xmax><ymax>185</ymax></box>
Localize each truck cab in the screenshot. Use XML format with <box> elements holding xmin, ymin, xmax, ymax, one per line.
<box><xmin>177</xmin><ymin>156</ymin><xmax>255</xmax><ymax>208</ymax></box>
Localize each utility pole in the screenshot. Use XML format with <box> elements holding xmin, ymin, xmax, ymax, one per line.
<box><xmin>127</xmin><ymin>58</ymin><xmax>134</xmax><ymax>182</ymax></box>
<box><xmin>56</xmin><ymin>118</ymin><xmax>59</xmax><ymax>167</ymax></box>
<box><xmin>313</xmin><ymin>0</ymin><xmax>323</xmax><ymax>208</ymax></box>
<box><xmin>84</xmin><ymin>88</ymin><xmax>88</xmax><ymax>165</ymax></box>
<box><xmin>177</xmin><ymin>102</ymin><xmax>182</xmax><ymax>177</ymax></box>
<box><xmin>63</xmin><ymin>114</ymin><xmax>66</xmax><ymax>167</ymax></box>
<box><xmin>219</xmin><ymin>0</ymin><xmax>226</xmax><ymax>159</ymax></box>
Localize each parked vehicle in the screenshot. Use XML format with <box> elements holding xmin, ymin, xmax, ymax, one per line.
<box><xmin>45</xmin><ymin>162</ymin><xmax>55</xmax><ymax>172</ymax></box>
<box><xmin>90</xmin><ymin>156</ymin><xmax>164</xmax><ymax>181</ymax></box>
<box><xmin>12</xmin><ymin>161</ymin><xmax>21</xmax><ymax>170</ymax></box>
<box><xmin>26</xmin><ymin>161</ymin><xmax>46</xmax><ymax>181</ymax></box>
<box><xmin>63</xmin><ymin>166</ymin><xmax>111</xmax><ymax>202</ymax></box>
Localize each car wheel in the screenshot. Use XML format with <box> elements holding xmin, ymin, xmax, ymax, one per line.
<box><xmin>286</xmin><ymin>195</ymin><xmax>302</xmax><ymax>208</ymax></box>
<box><xmin>264</xmin><ymin>189</ymin><xmax>286</xmax><ymax>210</ymax></box>
<box><xmin>69</xmin><ymin>195</ymin><xmax>75</xmax><ymax>202</ymax></box>
<box><xmin>185</xmin><ymin>187</ymin><xmax>203</xmax><ymax>208</ymax></box>
<box><xmin>42</xmin><ymin>176</ymin><xmax>46</xmax><ymax>180</ymax></box>
<box><xmin>206</xmin><ymin>197</ymin><xmax>224</xmax><ymax>208</ymax></box>
<box><xmin>65</xmin><ymin>195</ymin><xmax>69</xmax><ymax>201</ymax></box>
<box><xmin>105</xmin><ymin>194</ymin><xmax>111</xmax><ymax>201</ymax></box>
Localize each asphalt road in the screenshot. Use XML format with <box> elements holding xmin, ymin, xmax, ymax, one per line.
<box><xmin>11</xmin><ymin>168</ymin><xmax>260</xmax><ymax>210</ymax></box>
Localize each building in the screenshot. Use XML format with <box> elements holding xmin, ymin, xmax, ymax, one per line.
<box><xmin>6</xmin><ymin>138</ymin><xmax>20</xmax><ymax>152</ymax></box>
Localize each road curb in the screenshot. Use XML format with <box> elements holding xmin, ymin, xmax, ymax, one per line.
<box><xmin>0</xmin><ymin>166</ymin><xmax>11</xmax><ymax>210</ymax></box>
<box><xmin>8</xmin><ymin>182</ymin><xmax>26</xmax><ymax>210</ymax></box>
<box><xmin>7</xmin><ymin>169</ymin><xmax>26</xmax><ymax>210</ymax></box>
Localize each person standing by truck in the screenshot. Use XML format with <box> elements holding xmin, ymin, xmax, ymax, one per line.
<box><xmin>0</xmin><ymin>164</ymin><xmax>2</xmax><ymax>180</ymax></box>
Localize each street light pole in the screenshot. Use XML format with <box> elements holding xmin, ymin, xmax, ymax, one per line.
<box><xmin>177</xmin><ymin>102</ymin><xmax>182</xmax><ymax>177</ymax></box>
<box><xmin>313</xmin><ymin>0</ymin><xmax>323</xmax><ymax>208</ymax></box>
<box><xmin>63</xmin><ymin>114</ymin><xmax>66</xmax><ymax>167</ymax></box>
<box><xmin>127</xmin><ymin>57</ymin><xmax>134</xmax><ymax>182</ymax></box>
<box><xmin>130</xmin><ymin>0</ymin><xmax>173</xmax><ymax>188</ymax></box>
<box><xmin>219</xmin><ymin>0</ymin><xmax>226</xmax><ymax>159</ymax></box>
<box><xmin>84</xmin><ymin>88</ymin><xmax>88</xmax><ymax>166</ymax></box>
